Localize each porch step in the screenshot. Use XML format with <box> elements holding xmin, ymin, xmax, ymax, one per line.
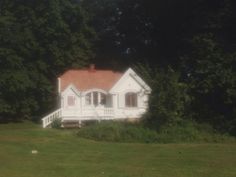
<box><xmin>62</xmin><ymin>120</ymin><xmax>82</xmax><ymax>128</ymax></box>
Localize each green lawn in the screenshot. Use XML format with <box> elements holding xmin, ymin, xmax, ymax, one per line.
<box><xmin>0</xmin><ymin>122</ymin><xmax>236</xmax><ymax>177</ymax></box>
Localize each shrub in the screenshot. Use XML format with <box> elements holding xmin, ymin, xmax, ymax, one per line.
<box><xmin>51</xmin><ymin>118</ymin><xmax>62</xmax><ymax>129</ymax></box>
<box><xmin>156</xmin><ymin>120</ymin><xmax>236</xmax><ymax>143</ymax></box>
<box><xmin>77</xmin><ymin>120</ymin><xmax>235</xmax><ymax>143</ymax></box>
<box><xmin>77</xmin><ymin>121</ymin><xmax>158</xmax><ymax>143</ymax></box>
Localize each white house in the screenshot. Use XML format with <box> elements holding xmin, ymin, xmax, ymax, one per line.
<box><xmin>42</xmin><ymin>64</ymin><xmax>151</xmax><ymax>128</ymax></box>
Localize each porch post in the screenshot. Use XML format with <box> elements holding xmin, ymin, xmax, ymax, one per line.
<box><xmin>112</xmin><ymin>94</ymin><xmax>117</xmax><ymax>118</ymax></box>
<box><xmin>91</xmin><ymin>92</ymin><xmax>94</xmax><ymax>105</ymax></box>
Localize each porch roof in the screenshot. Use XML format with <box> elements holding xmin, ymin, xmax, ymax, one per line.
<box><xmin>59</xmin><ymin>68</ymin><xmax>123</xmax><ymax>92</ymax></box>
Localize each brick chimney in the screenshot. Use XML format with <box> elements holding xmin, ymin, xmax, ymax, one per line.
<box><xmin>89</xmin><ymin>64</ymin><xmax>96</xmax><ymax>72</ymax></box>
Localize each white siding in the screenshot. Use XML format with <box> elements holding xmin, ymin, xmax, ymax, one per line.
<box><xmin>114</xmin><ymin>74</ymin><xmax>141</xmax><ymax>92</ymax></box>
<box><xmin>118</xmin><ymin>93</ymin><xmax>125</xmax><ymax>108</ymax></box>
<box><xmin>61</xmin><ymin>87</ymin><xmax>80</xmax><ymax>110</ymax></box>
<box><xmin>111</xmin><ymin>73</ymin><xmax>149</xmax><ymax>119</ymax></box>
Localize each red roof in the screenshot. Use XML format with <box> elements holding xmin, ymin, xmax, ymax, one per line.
<box><xmin>59</xmin><ymin>68</ymin><xmax>123</xmax><ymax>92</ymax></box>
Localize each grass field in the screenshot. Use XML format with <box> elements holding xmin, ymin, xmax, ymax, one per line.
<box><xmin>0</xmin><ymin>122</ymin><xmax>236</xmax><ymax>177</ymax></box>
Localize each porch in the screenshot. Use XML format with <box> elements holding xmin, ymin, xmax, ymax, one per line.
<box><xmin>42</xmin><ymin>107</ymin><xmax>114</xmax><ymax>128</ymax></box>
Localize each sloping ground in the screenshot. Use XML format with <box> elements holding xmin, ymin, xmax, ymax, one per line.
<box><xmin>0</xmin><ymin>122</ymin><xmax>236</xmax><ymax>177</ymax></box>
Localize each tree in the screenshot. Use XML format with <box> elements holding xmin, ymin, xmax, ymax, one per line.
<box><xmin>134</xmin><ymin>63</ymin><xmax>190</xmax><ymax>130</ymax></box>
<box><xmin>181</xmin><ymin>34</ymin><xmax>236</xmax><ymax>135</ymax></box>
<box><xmin>82</xmin><ymin>0</ymin><xmax>236</xmax><ymax>135</ymax></box>
<box><xmin>0</xmin><ymin>0</ymin><xmax>94</xmax><ymax>121</ymax></box>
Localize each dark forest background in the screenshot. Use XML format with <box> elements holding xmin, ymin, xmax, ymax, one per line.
<box><xmin>0</xmin><ymin>0</ymin><xmax>235</xmax><ymax>135</ymax></box>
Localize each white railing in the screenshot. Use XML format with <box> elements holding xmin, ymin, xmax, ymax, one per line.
<box><xmin>42</xmin><ymin>107</ymin><xmax>114</xmax><ymax>127</ymax></box>
<box><xmin>42</xmin><ymin>108</ymin><xmax>62</xmax><ymax>128</ymax></box>
<box><xmin>104</xmin><ymin>108</ymin><xmax>114</xmax><ymax>116</ymax></box>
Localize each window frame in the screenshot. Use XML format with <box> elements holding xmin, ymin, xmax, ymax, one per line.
<box><xmin>85</xmin><ymin>91</ymin><xmax>107</xmax><ymax>106</ymax></box>
<box><xmin>100</xmin><ymin>93</ymin><xmax>106</xmax><ymax>105</ymax></box>
<box><xmin>67</xmin><ymin>95</ymin><xmax>75</xmax><ymax>106</ymax></box>
<box><xmin>93</xmin><ymin>92</ymin><xmax>98</xmax><ymax>106</ymax></box>
<box><xmin>85</xmin><ymin>92</ymin><xmax>92</xmax><ymax>105</ymax></box>
<box><xmin>125</xmin><ymin>92</ymin><xmax>138</xmax><ymax>108</ymax></box>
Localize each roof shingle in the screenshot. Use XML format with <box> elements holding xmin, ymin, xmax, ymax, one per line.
<box><xmin>59</xmin><ymin>69</ymin><xmax>123</xmax><ymax>92</ymax></box>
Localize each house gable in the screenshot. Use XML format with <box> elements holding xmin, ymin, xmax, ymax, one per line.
<box><xmin>109</xmin><ymin>68</ymin><xmax>151</xmax><ymax>94</ymax></box>
<box><xmin>109</xmin><ymin>68</ymin><xmax>151</xmax><ymax>109</ymax></box>
<box><xmin>61</xmin><ymin>84</ymin><xmax>81</xmax><ymax>108</ymax></box>
<box><xmin>61</xmin><ymin>84</ymin><xmax>80</xmax><ymax>97</ymax></box>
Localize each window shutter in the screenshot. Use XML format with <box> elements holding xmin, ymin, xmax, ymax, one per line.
<box><xmin>119</xmin><ymin>93</ymin><xmax>124</xmax><ymax>108</ymax></box>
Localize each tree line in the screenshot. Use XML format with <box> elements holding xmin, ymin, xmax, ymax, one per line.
<box><xmin>0</xmin><ymin>0</ymin><xmax>235</xmax><ymax>135</ymax></box>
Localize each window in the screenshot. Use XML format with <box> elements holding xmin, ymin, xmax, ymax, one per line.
<box><xmin>85</xmin><ymin>92</ymin><xmax>106</xmax><ymax>106</ymax></box>
<box><xmin>93</xmin><ymin>92</ymin><xmax>98</xmax><ymax>106</ymax></box>
<box><xmin>67</xmin><ymin>96</ymin><xmax>75</xmax><ymax>106</ymax></box>
<box><xmin>100</xmin><ymin>93</ymin><xmax>106</xmax><ymax>105</ymax></box>
<box><xmin>125</xmin><ymin>92</ymin><xmax>137</xmax><ymax>107</ymax></box>
<box><xmin>85</xmin><ymin>93</ymin><xmax>91</xmax><ymax>105</ymax></box>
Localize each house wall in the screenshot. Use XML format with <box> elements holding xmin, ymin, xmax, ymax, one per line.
<box><xmin>111</xmin><ymin>73</ymin><xmax>149</xmax><ymax>119</ymax></box>
<box><xmin>61</xmin><ymin>87</ymin><xmax>113</xmax><ymax>111</ymax></box>
<box><xmin>61</xmin><ymin>87</ymin><xmax>81</xmax><ymax>110</ymax></box>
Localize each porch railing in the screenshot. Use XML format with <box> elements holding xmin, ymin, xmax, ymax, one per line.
<box><xmin>103</xmin><ymin>108</ymin><xmax>114</xmax><ymax>115</ymax></box>
<box><xmin>42</xmin><ymin>108</ymin><xmax>62</xmax><ymax>128</ymax></box>
<box><xmin>61</xmin><ymin>107</ymin><xmax>114</xmax><ymax>118</ymax></box>
<box><xmin>42</xmin><ymin>107</ymin><xmax>114</xmax><ymax>127</ymax></box>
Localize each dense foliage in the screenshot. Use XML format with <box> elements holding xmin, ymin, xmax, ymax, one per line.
<box><xmin>0</xmin><ymin>0</ymin><xmax>235</xmax><ymax>136</ymax></box>
<box><xmin>77</xmin><ymin>120</ymin><xmax>235</xmax><ymax>143</ymax></box>
<box><xmin>0</xmin><ymin>0</ymin><xmax>94</xmax><ymax>121</ymax></box>
<box><xmin>82</xmin><ymin>0</ymin><xmax>236</xmax><ymax>135</ymax></box>
<box><xmin>77</xmin><ymin>121</ymin><xmax>158</xmax><ymax>143</ymax></box>
<box><xmin>134</xmin><ymin>63</ymin><xmax>190</xmax><ymax>129</ymax></box>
